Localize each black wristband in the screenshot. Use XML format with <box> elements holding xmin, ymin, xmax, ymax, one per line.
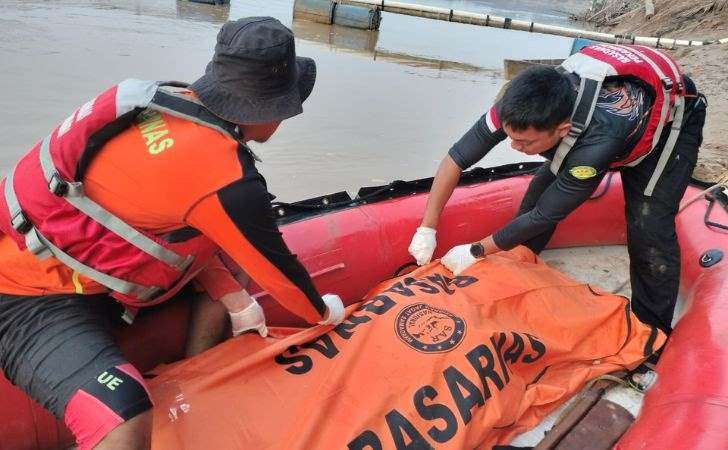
<box><xmin>470</xmin><ymin>242</ymin><xmax>485</xmax><ymax>258</ymax></box>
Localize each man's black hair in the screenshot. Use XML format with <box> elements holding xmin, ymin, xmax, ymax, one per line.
<box><xmin>499</xmin><ymin>66</ymin><xmax>575</xmax><ymax>131</ymax></box>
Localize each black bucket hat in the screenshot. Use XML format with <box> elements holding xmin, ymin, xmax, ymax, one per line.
<box><xmin>190</xmin><ymin>17</ymin><xmax>316</xmax><ymax>124</ymax></box>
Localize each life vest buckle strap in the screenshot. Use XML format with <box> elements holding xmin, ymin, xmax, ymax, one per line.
<box><xmin>132</xmin><ymin>285</ymin><xmax>164</xmax><ymax>301</ymax></box>
<box><xmin>11</xmin><ymin>210</ymin><xmax>32</xmax><ymax>235</ymax></box>
<box><xmin>121</xmin><ymin>307</ymin><xmax>138</xmax><ymax>325</ymax></box>
<box><xmin>642</xmin><ymin>95</ymin><xmax>686</xmax><ymax>196</ymax></box>
<box><xmin>175</xmin><ymin>255</ymin><xmax>195</xmax><ymax>272</ymax></box>
<box><xmin>568</xmin><ymin>125</ymin><xmax>584</xmax><ymax>138</ymax></box>
<box><xmin>25</xmin><ymin>228</ymin><xmax>52</xmax><ymax>259</ymax></box>
<box><xmin>48</xmin><ymin>172</ymin><xmax>69</xmax><ymax>197</ymax></box>
<box><xmin>661</xmin><ymin>77</ymin><xmax>674</xmax><ymax>91</ymax></box>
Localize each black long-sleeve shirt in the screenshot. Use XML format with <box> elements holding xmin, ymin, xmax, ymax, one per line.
<box><xmin>448</xmin><ymin>77</ymin><xmax>652</xmax><ymax>250</ymax></box>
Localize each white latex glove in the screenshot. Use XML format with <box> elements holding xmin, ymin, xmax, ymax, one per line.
<box><xmin>441</xmin><ymin>244</ymin><xmax>478</xmax><ymax>275</ymax></box>
<box><xmin>229</xmin><ymin>301</ymin><xmax>268</xmax><ymax>337</ymax></box>
<box><xmin>318</xmin><ymin>293</ymin><xmax>345</xmax><ymax>325</ymax></box>
<box><xmin>408</xmin><ymin>226</ymin><xmax>437</xmax><ymax>266</ymax></box>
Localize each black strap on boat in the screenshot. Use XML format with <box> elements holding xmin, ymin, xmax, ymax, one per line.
<box><xmin>643</xmin><ymin>326</ymin><xmax>659</xmax><ymax>357</ymax></box>
<box><xmin>392</xmin><ymin>261</ymin><xmax>419</xmax><ymax>278</ymax></box>
<box><xmin>271</xmin><ymin>163</ymin><xmax>543</xmax><ymax>225</ymax></box>
<box><xmin>704</xmin><ymin>190</ymin><xmax>728</xmax><ymax>231</ymax></box>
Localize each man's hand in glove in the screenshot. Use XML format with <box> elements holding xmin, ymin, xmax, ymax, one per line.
<box><xmin>318</xmin><ymin>293</ymin><xmax>345</xmax><ymax>325</ymax></box>
<box><xmin>221</xmin><ymin>290</ymin><xmax>268</xmax><ymax>337</ymax></box>
<box><xmin>408</xmin><ymin>226</ymin><xmax>437</xmax><ymax>266</ymax></box>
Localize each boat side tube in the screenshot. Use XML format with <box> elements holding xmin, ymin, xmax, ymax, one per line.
<box><xmin>617</xmin><ymin>186</ymin><xmax>728</xmax><ymax>449</ymax></box>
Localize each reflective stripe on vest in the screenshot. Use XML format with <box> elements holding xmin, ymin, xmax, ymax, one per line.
<box><xmin>550</xmin><ymin>75</ymin><xmax>605</xmax><ymax>176</ymax></box>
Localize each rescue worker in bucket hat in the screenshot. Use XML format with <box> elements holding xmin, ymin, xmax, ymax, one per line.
<box><xmin>0</xmin><ymin>17</ymin><xmax>344</xmax><ymax>449</ymax></box>
<box><xmin>409</xmin><ymin>44</ymin><xmax>706</xmax><ymax>336</ymax></box>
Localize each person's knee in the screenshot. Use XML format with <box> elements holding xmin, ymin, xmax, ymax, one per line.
<box><xmin>94</xmin><ymin>410</ymin><xmax>152</xmax><ymax>450</ymax></box>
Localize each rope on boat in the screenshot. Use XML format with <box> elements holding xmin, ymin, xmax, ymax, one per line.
<box><xmin>339</xmin><ymin>0</ymin><xmax>728</xmax><ymax>49</ymax></box>
<box><xmin>679</xmin><ymin>169</ymin><xmax>728</xmax><ymax>213</ymax></box>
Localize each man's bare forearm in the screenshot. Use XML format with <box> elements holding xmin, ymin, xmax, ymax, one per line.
<box><xmin>421</xmin><ymin>155</ymin><xmax>463</xmax><ymax>228</ymax></box>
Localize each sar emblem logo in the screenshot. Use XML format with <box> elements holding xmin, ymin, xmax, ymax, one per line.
<box><xmin>569</xmin><ymin>166</ymin><xmax>597</xmax><ymax>180</ymax></box>
<box><xmin>395</xmin><ymin>303</ymin><xmax>466</xmax><ymax>353</ymax></box>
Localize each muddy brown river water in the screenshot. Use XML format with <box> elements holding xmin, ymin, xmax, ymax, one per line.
<box><xmin>0</xmin><ymin>0</ymin><xmax>590</xmax><ymax>200</ymax></box>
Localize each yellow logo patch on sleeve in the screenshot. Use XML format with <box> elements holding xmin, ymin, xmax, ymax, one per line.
<box><xmin>569</xmin><ymin>166</ymin><xmax>598</xmax><ymax>180</ymax></box>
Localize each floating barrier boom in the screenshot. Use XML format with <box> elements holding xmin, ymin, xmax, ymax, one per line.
<box><xmin>340</xmin><ymin>0</ymin><xmax>728</xmax><ymax>48</ymax></box>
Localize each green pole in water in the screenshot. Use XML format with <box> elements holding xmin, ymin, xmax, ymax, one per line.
<box><xmin>337</xmin><ymin>0</ymin><xmax>728</xmax><ymax>47</ymax></box>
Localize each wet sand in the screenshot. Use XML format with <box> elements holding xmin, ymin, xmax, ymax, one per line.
<box><xmin>0</xmin><ymin>0</ymin><xmax>588</xmax><ymax>200</ymax></box>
